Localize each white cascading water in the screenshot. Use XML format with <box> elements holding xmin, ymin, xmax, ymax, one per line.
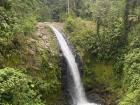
<box><xmin>50</xmin><ymin>26</ymin><xmax>96</xmax><ymax>105</ymax></box>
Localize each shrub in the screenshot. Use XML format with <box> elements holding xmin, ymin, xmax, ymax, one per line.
<box><xmin>123</xmin><ymin>48</ymin><xmax>140</xmax><ymax>90</ymax></box>
<box><xmin>64</xmin><ymin>17</ymin><xmax>123</xmax><ymax>61</ymax></box>
<box><xmin>0</xmin><ymin>67</ymin><xmax>45</xmax><ymax>105</ymax></box>
<box><xmin>119</xmin><ymin>89</ymin><xmax>140</xmax><ymax>105</ymax></box>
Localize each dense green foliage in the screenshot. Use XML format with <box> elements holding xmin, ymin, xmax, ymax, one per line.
<box><xmin>64</xmin><ymin>0</ymin><xmax>140</xmax><ymax>104</ymax></box>
<box><xmin>119</xmin><ymin>24</ymin><xmax>140</xmax><ymax>105</ymax></box>
<box><xmin>0</xmin><ymin>67</ymin><xmax>44</xmax><ymax>105</ymax></box>
<box><xmin>0</xmin><ymin>0</ymin><xmax>140</xmax><ymax>105</ymax></box>
<box><xmin>0</xmin><ymin>0</ymin><xmax>38</xmax><ymax>38</ymax></box>
<box><xmin>0</xmin><ymin>0</ymin><xmax>63</xmax><ymax>105</ymax></box>
<box><xmin>0</xmin><ymin>0</ymin><xmax>38</xmax><ymax>68</ymax></box>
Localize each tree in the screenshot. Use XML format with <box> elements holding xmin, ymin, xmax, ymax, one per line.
<box><xmin>123</xmin><ymin>0</ymin><xmax>140</xmax><ymax>45</ymax></box>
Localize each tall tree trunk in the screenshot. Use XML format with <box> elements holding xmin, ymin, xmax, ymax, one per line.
<box><xmin>96</xmin><ymin>17</ymin><xmax>101</xmax><ymax>41</ymax></box>
<box><xmin>0</xmin><ymin>0</ymin><xmax>4</xmax><ymax>6</ymax></box>
<box><xmin>123</xmin><ymin>0</ymin><xmax>131</xmax><ymax>45</ymax></box>
<box><xmin>131</xmin><ymin>0</ymin><xmax>140</xmax><ymax>25</ymax></box>
<box><xmin>67</xmin><ymin>0</ymin><xmax>70</xmax><ymax>14</ymax></box>
<box><xmin>73</xmin><ymin>0</ymin><xmax>76</xmax><ymax>12</ymax></box>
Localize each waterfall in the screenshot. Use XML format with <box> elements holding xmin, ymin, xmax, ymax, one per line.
<box><xmin>50</xmin><ymin>26</ymin><xmax>96</xmax><ymax>105</ymax></box>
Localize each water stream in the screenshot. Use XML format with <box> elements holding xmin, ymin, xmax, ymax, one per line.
<box><xmin>50</xmin><ymin>26</ymin><xmax>96</xmax><ymax>105</ymax></box>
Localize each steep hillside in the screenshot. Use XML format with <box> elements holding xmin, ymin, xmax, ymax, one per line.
<box><xmin>0</xmin><ymin>22</ymin><xmax>65</xmax><ymax>105</ymax></box>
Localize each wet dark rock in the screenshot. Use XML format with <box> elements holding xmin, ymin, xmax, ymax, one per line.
<box><xmin>86</xmin><ymin>84</ymin><xmax>118</xmax><ymax>105</ymax></box>
<box><xmin>60</xmin><ymin>53</ymin><xmax>72</xmax><ymax>105</ymax></box>
<box><xmin>75</xmin><ymin>53</ymin><xmax>84</xmax><ymax>77</ymax></box>
<box><xmin>59</xmin><ymin>46</ymin><xmax>84</xmax><ymax>105</ymax></box>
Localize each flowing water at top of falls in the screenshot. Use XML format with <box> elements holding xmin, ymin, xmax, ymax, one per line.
<box><xmin>50</xmin><ymin>26</ymin><xmax>97</xmax><ymax>105</ymax></box>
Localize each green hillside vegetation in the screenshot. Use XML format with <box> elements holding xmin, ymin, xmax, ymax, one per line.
<box><xmin>0</xmin><ymin>0</ymin><xmax>140</xmax><ymax>105</ymax></box>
